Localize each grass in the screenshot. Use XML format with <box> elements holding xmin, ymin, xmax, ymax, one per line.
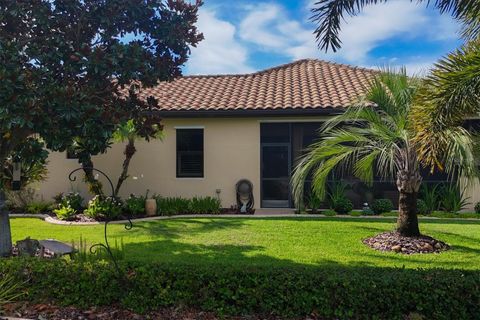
<box><xmin>9</xmin><ymin>217</ymin><xmax>480</xmax><ymax>270</ymax></box>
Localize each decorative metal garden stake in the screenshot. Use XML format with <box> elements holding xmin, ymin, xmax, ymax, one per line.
<box><xmin>68</xmin><ymin>168</ymin><xmax>132</xmax><ymax>278</ymax></box>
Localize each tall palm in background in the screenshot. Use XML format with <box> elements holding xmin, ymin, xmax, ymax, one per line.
<box><xmin>311</xmin><ymin>0</ymin><xmax>480</xmax><ymax>170</ymax></box>
<box><xmin>113</xmin><ymin>119</ymin><xmax>163</xmax><ymax>197</ymax></box>
<box><xmin>291</xmin><ymin>70</ymin><xmax>477</xmax><ymax>236</ymax></box>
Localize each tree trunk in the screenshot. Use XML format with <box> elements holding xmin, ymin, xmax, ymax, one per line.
<box><xmin>0</xmin><ymin>190</ymin><xmax>12</xmax><ymax>257</ymax></box>
<box><xmin>396</xmin><ymin>169</ymin><xmax>422</xmax><ymax>237</ymax></box>
<box><xmin>0</xmin><ymin>129</ymin><xmax>31</xmax><ymax>257</ymax></box>
<box><xmin>114</xmin><ymin>138</ymin><xmax>136</xmax><ymax>197</ymax></box>
<box><xmin>397</xmin><ymin>190</ymin><xmax>420</xmax><ymax>236</ymax></box>
<box><xmin>80</xmin><ymin>156</ymin><xmax>104</xmax><ymax>197</ymax></box>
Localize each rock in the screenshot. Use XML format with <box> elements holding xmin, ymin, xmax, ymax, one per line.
<box><xmin>423</xmin><ymin>243</ymin><xmax>433</xmax><ymax>251</ymax></box>
<box><xmin>363</xmin><ymin>231</ymin><xmax>450</xmax><ymax>254</ymax></box>
<box><xmin>391</xmin><ymin>245</ymin><xmax>402</xmax><ymax>252</ymax></box>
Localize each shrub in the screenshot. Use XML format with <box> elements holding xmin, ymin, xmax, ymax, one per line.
<box><xmin>420</xmin><ymin>184</ymin><xmax>440</xmax><ymax>214</ymax></box>
<box><xmin>371</xmin><ymin>199</ymin><xmax>394</xmax><ymax>215</ymax></box>
<box><xmin>326</xmin><ymin>181</ymin><xmax>349</xmax><ymax>208</ymax></box>
<box><xmin>440</xmin><ymin>184</ymin><xmax>470</xmax><ymax>213</ymax></box>
<box><xmin>417</xmin><ymin>199</ymin><xmax>429</xmax><ymax>215</ymax></box>
<box><xmin>1</xmin><ymin>259</ymin><xmax>480</xmax><ymax>319</ymax></box>
<box><xmin>124</xmin><ymin>194</ymin><xmax>146</xmax><ymax>217</ymax></box>
<box><xmin>349</xmin><ymin>210</ymin><xmax>362</xmax><ymax>217</ymax></box>
<box><xmin>189</xmin><ymin>196</ymin><xmax>221</xmax><ymax>214</ymax></box>
<box><xmin>307</xmin><ymin>193</ymin><xmax>322</xmax><ymax>213</ymax></box>
<box><xmin>5</xmin><ymin>188</ymin><xmax>37</xmax><ymax>211</ymax></box>
<box><xmin>54</xmin><ymin>192</ymin><xmax>84</xmax><ymax>212</ymax></box>
<box><xmin>84</xmin><ymin>196</ymin><xmax>123</xmax><ymax>220</ymax></box>
<box><xmin>323</xmin><ymin>209</ymin><xmax>336</xmax><ymax>216</ymax></box>
<box><xmin>475</xmin><ymin>202</ymin><xmax>480</xmax><ymax>214</ymax></box>
<box><xmin>26</xmin><ymin>201</ymin><xmax>52</xmax><ymax>214</ymax></box>
<box><xmin>155</xmin><ymin>197</ymin><xmax>190</xmax><ymax>216</ymax></box>
<box><xmin>332</xmin><ymin>198</ymin><xmax>353</xmax><ymax>214</ymax></box>
<box><xmin>53</xmin><ymin>205</ymin><xmax>77</xmax><ymax>221</ymax></box>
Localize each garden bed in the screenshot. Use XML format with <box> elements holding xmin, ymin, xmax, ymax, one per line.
<box><xmin>363</xmin><ymin>231</ymin><xmax>450</xmax><ymax>254</ymax></box>
<box><xmin>13</xmin><ymin>192</ymin><xmax>255</xmax><ymax>223</ymax></box>
<box><xmin>3</xmin><ymin>302</ymin><xmax>264</xmax><ymax>320</ymax></box>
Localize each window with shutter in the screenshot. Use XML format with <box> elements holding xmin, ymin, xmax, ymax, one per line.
<box><xmin>176</xmin><ymin>128</ymin><xmax>204</xmax><ymax>178</ymax></box>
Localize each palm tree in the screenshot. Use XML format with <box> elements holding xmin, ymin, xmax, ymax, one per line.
<box><xmin>311</xmin><ymin>0</ymin><xmax>480</xmax><ymax>171</ymax></box>
<box><xmin>412</xmin><ymin>40</ymin><xmax>480</xmax><ymax>169</ymax></box>
<box><xmin>113</xmin><ymin>119</ymin><xmax>163</xmax><ymax>197</ymax></box>
<box><xmin>291</xmin><ymin>69</ymin><xmax>477</xmax><ymax>236</ymax></box>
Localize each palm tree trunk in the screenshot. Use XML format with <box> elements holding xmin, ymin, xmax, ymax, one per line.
<box><xmin>114</xmin><ymin>138</ymin><xmax>136</xmax><ymax>197</ymax></box>
<box><xmin>396</xmin><ymin>169</ymin><xmax>422</xmax><ymax>237</ymax></box>
<box><xmin>0</xmin><ymin>189</ymin><xmax>12</xmax><ymax>257</ymax></box>
<box><xmin>397</xmin><ymin>190</ymin><xmax>420</xmax><ymax>236</ymax></box>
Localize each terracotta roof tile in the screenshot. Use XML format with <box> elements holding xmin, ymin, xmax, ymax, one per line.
<box><xmin>137</xmin><ymin>59</ymin><xmax>376</xmax><ymax>113</ymax></box>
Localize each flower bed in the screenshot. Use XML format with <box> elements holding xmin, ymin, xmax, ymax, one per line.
<box><xmin>16</xmin><ymin>192</ymin><xmax>232</xmax><ymax>222</ymax></box>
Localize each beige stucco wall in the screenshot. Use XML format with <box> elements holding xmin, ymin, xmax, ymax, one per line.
<box><xmin>33</xmin><ymin>115</ymin><xmax>480</xmax><ymax>211</ymax></box>
<box><xmin>36</xmin><ymin>117</ymin><xmax>261</xmax><ymax>208</ymax></box>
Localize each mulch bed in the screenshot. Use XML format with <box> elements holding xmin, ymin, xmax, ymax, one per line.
<box><xmin>363</xmin><ymin>231</ymin><xmax>450</xmax><ymax>254</ymax></box>
<box><xmin>2</xmin><ymin>302</ymin><xmax>323</xmax><ymax>320</ymax></box>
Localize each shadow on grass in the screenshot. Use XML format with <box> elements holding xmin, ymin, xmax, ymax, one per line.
<box><xmin>119</xmin><ymin>218</ymin><xmax>248</xmax><ymax>240</ymax></box>
<box><xmin>123</xmin><ymin>239</ymin><xmax>304</xmax><ymax>268</ymax></box>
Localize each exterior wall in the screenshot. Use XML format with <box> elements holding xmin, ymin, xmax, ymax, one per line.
<box><xmin>464</xmin><ymin>179</ymin><xmax>480</xmax><ymax>211</ymax></box>
<box><xmin>36</xmin><ymin>118</ymin><xmax>261</xmax><ymax>208</ymax></box>
<box><xmin>33</xmin><ymin>115</ymin><xmax>480</xmax><ymax>211</ymax></box>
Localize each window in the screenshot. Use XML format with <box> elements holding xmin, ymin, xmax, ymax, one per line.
<box><xmin>176</xmin><ymin>128</ymin><xmax>204</xmax><ymax>178</ymax></box>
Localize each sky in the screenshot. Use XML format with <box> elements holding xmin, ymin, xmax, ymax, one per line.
<box><xmin>183</xmin><ymin>0</ymin><xmax>463</xmax><ymax>76</ymax></box>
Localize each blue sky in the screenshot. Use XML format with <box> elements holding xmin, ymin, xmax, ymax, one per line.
<box><xmin>184</xmin><ymin>0</ymin><xmax>462</xmax><ymax>76</ymax></box>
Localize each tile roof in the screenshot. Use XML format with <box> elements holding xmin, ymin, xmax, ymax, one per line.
<box><xmin>138</xmin><ymin>59</ymin><xmax>376</xmax><ymax>114</ymax></box>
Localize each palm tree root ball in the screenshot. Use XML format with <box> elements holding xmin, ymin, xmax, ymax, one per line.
<box><xmin>363</xmin><ymin>232</ymin><xmax>450</xmax><ymax>254</ymax></box>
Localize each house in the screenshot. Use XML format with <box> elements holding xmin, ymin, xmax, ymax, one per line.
<box><xmin>36</xmin><ymin>59</ymin><xmax>479</xmax><ymax>210</ymax></box>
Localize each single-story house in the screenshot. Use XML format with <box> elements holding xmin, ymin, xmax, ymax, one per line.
<box><xmin>36</xmin><ymin>59</ymin><xmax>480</xmax><ymax>210</ymax></box>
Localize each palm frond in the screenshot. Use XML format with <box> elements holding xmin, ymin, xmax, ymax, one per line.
<box><xmin>443</xmin><ymin>127</ymin><xmax>479</xmax><ymax>188</ymax></box>
<box><xmin>412</xmin><ymin>40</ymin><xmax>480</xmax><ymax>169</ymax></box>
<box><xmin>291</xmin><ymin>69</ymin><xmax>417</xmax><ymax>209</ymax></box>
<box><xmin>311</xmin><ymin>0</ymin><xmax>480</xmax><ymax>52</ymax></box>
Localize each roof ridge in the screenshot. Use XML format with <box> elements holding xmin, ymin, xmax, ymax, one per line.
<box><xmin>182</xmin><ymin>59</ymin><xmax>376</xmax><ymax>79</ymax></box>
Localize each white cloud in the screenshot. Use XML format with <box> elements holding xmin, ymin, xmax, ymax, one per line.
<box><xmin>238</xmin><ymin>3</ymin><xmax>332</xmax><ymax>61</ymax></box>
<box><xmin>185</xmin><ymin>1</ymin><xmax>458</xmax><ymax>75</ymax></box>
<box><xmin>185</xmin><ymin>8</ymin><xmax>254</xmax><ymax>75</ymax></box>
<box><xmin>332</xmin><ymin>1</ymin><xmax>457</xmax><ymax>63</ymax></box>
<box><xmin>366</xmin><ymin>56</ymin><xmax>438</xmax><ymax>76</ymax></box>
<box><xmin>237</xmin><ymin>0</ymin><xmax>458</xmax><ymax>64</ymax></box>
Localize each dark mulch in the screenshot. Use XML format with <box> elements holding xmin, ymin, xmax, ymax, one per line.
<box><xmin>2</xmin><ymin>302</ymin><xmax>318</xmax><ymax>320</ymax></box>
<box><xmin>363</xmin><ymin>231</ymin><xmax>450</xmax><ymax>254</ymax></box>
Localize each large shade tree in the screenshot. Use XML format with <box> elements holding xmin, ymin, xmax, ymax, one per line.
<box><xmin>291</xmin><ymin>70</ymin><xmax>478</xmax><ymax>236</ymax></box>
<box><xmin>311</xmin><ymin>0</ymin><xmax>480</xmax><ymax>168</ymax></box>
<box><xmin>0</xmin><ymin>0</ymin><xmax>203</xmax><ymax>256</ymax></box>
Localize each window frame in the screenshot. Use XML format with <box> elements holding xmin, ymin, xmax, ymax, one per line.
<box><xmin>176</xmin><ymin>127</ymin><xmax>205</xmax><ymax>178</ymax></box>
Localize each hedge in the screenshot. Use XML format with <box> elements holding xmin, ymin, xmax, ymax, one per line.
<box><xmin>1</xmin><ymin>259</ymin><xmax>479</xmax><ymax>319</ymax></box>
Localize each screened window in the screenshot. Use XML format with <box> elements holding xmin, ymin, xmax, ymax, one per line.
<box><xmin>176</xmin><ymin>128</ymin><xmax>204</xmax><ymax>178</ymax></box>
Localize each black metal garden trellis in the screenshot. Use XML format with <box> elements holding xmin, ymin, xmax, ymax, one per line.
<box><xmin>68</xmin><ymin>167</ymin><xmax>132</xmax><ymax>277</ymax></box>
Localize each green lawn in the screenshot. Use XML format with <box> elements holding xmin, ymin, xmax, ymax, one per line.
<box><xmin>10</xmin><ymin>217</ymin><xmax>480</xmax><ymax>270</ymax></box>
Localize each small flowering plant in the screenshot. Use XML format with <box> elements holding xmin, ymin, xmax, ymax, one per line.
<box><xmin>84</xmin><ymin>196</ymin><xmax>123</xmax><ymax>220</ymax></box>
